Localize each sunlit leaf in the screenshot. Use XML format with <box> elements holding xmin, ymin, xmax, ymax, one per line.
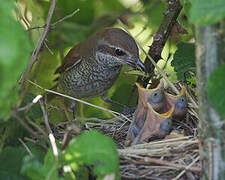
<box><xmin>0</xmin><ymin>1</ymin><xmax>31</xmax><ymax>119</ymax></box>
<box><xmin>0</xmin><ymin>146</ymin><xmax>27</xmax><ymax>179</ymax></box>
<box><xmin>207</xmin><ymin>63</ymin><xmax>225</xmax><ymax>118</ymax></box>
<box><xmin>0</xmin><ymin>144</ymin><xmax>45</xmax><ymax>180</ymax></box>
<box><xmin>55</xmin><ymin>0</ymin><xmax>95</xmax><ymax>25</ymax></box>
<box><xmin>22</xmin><ymin>147</ymin><xmax>62</xmax><ymax>180</ymax></box>
<box><xmin>171</xmin><ymin>42</ymin><xmax>195</xmax><ymax>81</ymax></box>
<box><xmin>64</xmin><ymin>130</ymin><xmax>120</xmax><ymax>180</ymax></box>
<box><xmin>190</xmin><ymin>0</ymin><xmax>225</xmax><ymax>25</ymax></box>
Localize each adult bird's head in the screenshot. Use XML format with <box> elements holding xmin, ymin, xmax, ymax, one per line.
<box><xmin>92</xmin><ymin>28</ymin><xmax>146</xmax><ymax>71</ymax></box>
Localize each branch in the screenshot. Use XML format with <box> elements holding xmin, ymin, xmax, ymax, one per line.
<box><xmin>39</xmin><ymin>99</ymin><xmax>52</xmax><ymax>134</ymax></box>
<box><xmin>19</xmin><ymin>0</ymin><xmax>56</xmax><ymax>85</ymax></box>
<box><xmin>118</xmin><ymin>20</ymin><xmax>179</xmax><ymax>94</ymax></box>
<box><xmin>39</xmin><ymin>99</ymin><xmax>59</xmax><ymax>161</ymax></box>
<box><xmin>12</xmin><ymin>112</ymin><xmax>38</xmax><ymax>138</ymax></box>
<box><xmin>140</xmin><ymin>157</ymin><xmax>201</xmax><ymax>173</ymax></box>
<box><xmin>138</xmin><ymin>0</ymin><xmax>183</xmax><ymax>87</ymax></box>
<box><xmin>27</xmin><ymin>9</ymin><xmax>80</xmax><ymax>31</ymax></box>
<box><xmin>52</xmin><ymin>9</ymin><xmax>80</xmax><ymax>27</ymax></box>
<box><xmin>173</xmin><ymin>156</ymin><xmax>200</xmax><ymax>180</ymax></box>
<box><xmin>27</xmin><ymin>80</ymin><xmax>132</xmax><ymax>123</ymax></box>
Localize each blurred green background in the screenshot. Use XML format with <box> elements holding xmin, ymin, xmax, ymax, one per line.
<box><xmin>18</xmin><ymin>0</ymin><xmax>193</xmax><ymax>122</ymax></box>
<box><xmin>1</xmin><ymin>0</ymin><xmax>194</xmax><ymax>122</ymax></box>
<box><xmin>1</xmin><ymin>1</ymin><xmax>225</xmax><ymax>179</ymax></box>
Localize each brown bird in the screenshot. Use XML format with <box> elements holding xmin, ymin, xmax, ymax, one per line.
<box><xmin>55</xmin><ymin>28</ymin><xmax>145</xmax><ymax>117</ymax></box>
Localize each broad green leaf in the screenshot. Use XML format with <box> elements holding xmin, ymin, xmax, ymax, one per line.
<box><xmin>0</xmin><ymin>144</ymin><xmax>44</xmax><ymax>180</ymax></box>
<box><xmin>21</xmin><ymin>156</ymin><xmax>44</xmax><ymax>180</ymax></box>
<box><xmin>0</xmin><ymin>119</ymin><xmax>29</xmax><ymax>148</ymax></box>
<box><xmin>207</xmin><ymin>63</ymin><xmax>225</xmax><ymax>118</ymax></box>
<box><xmin>0</xmin><ymin>146</ymin><xmax>27</xmax><ymax>180</ymax></box>
<box><xmin>1</xmin><ymin>94</ymin><xmax>42</xmax><ymax>148</ymax></box>
<box><xmin>31</xmin><ymin>51</ymin><xmax>60</xmax><ymax>90</ymax></box>
<box><xmin>0</xmin><ymin>1</ymin><xmax>31</xmax><ymax>119</ymax></box>
<box><xmin>59</xmin><ymin>22</ymin><xmax>89</xmax><ymax>47</ymax></box>
<box><xmin>146</xmin><ymin>1</ymin><xmax>166</xmax><ymax>32</ymax></box>
<box><xmin>64</xmin><ymin>130</ymin><xmax>120</xmax><ymax>180</ymax></box>
<box><xmin>94</xmin><ymin>0</ymin><xmax>125</xmax><ymax>16</ymax></box>
<box><xmin>180</xmin><ymin>0</ymin><xmax>192</xmax><ymax>16</ymax></box>
<box><xmin>22</xmin><ymin>147</ymin><xmax>62</xmax><ymax>180</ymax></box>
<box><xmin>190</xmin><ymin>0</ymin><xmax>225</xmax><ymax>25</ymax></box>
<box><xmin>55</xmin><ymin>0</ymin><xmax>95</xmax><ymax>25</ymax></box>
<box><xmin>18</xmin><ymin>0</ymin><xmax>45</xmax><ymax>44</ymax></box>
<box><xmin>171</xmin><ymin>42</ymin><xmax>195</xmax><ymax>81</ymax></box>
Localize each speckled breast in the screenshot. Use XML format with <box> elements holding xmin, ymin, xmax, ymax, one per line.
<box><xmin>58</xmin><ymin>61</ymin><xmax>122</xmax><ymax>99</ymax></box>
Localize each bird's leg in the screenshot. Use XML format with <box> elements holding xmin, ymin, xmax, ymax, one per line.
<box><xmin>70</xmin><ymin>100</ymin><xmax>76</xmax><ymax>120</ymax></box>
<box><xmin>101</xmin><ymin>93</ymin><xmax>136</xmax><ymax>115</ymax></box>
<box><xmin>102</xmin><ymin>93</ymin><xmax>125</xmax><ymax>109</ymax></box>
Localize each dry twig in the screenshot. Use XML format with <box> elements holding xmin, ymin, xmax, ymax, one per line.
<box><xmin>19</xmin><ymin>0</ymin><xmax>56</xmax><ymax>85</ymax></box>
<box><xmin>27</xmin><ymin>80</ymin><xmax>132</xmax><ymax>123</ymax></box>
<box><xmin>27</xmin><ymin>9</ymin><xmax>80</xmax><ymax>31</ymax></box>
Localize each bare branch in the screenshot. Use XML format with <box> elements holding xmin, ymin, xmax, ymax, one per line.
<box><xmin>19</xmin><ymin>0</ymin><xmax>56</xmax><ymax>85</ymax></box>
<box><xmin>27</xmin><ymin>80</ymin><xmax>132</xmax><ymax>123</ymax></box>
<box><xmin>52</xmin><ymin>9</ymin><xmax>80</xmax><ymax>27</ymax></box>
<box><xmin>12</xmin><ymin>112</ymin><xmax>38</xmax><ymax>138</ymax></box>
<box><xmin>19</xmin><ymin>138</ymin><xmax>33</xmax><ymax>156</ymax></box>
<box><xmin>138</xmin><ymin>0</ymin><xmax>183</xmax><ymax>87</ymax></box>
<box><xmin>27</xmin><ymin>9</ymin><xmax>80</xmax><ymax>31</ymax></box>
<box><xmin>172</xmin><ymin>156</ymin><xmax>200</xmax><ymax>180</ymax></box>
<box><xmin>39</xmin><ymin>99</ymin><xmax>52</xmax><ymax>134</ymax></box>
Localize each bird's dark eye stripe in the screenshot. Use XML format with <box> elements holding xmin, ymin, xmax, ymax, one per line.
<box><xmin>115</xmin><ymin>49</ymin><xmax>126</xmax><ymax>56</ymax></box>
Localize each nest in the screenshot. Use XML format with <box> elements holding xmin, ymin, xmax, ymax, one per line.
<box><xmin>47</xmin><ymin>81</ymin><xmax>200</xmax><ymax>180</ymax></box>
<box><xmin>82</xmin><ymin>116</ymin><xmax>200</xmax><ymax>179</ymax></box>
<box><xmin>79</xmin><ymin>82</ymin><xmax>200</xmax><ymax>179</ymax></box>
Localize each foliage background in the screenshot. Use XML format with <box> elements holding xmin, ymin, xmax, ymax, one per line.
<box><xmin>0</xmin><ymin>0</ymin><xmax>225</xmax><ymax>179</ymax></box>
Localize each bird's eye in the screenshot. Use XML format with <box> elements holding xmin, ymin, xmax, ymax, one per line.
<box><xmin>115</xmin><ymin>49</ymin><xmax>126</xmax><ymax>56</ymax></box>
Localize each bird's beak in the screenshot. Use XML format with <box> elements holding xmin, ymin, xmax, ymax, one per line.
<box><xmin>136</xmin><ymin>58</ymin><xmax>146</xmax><ymax>72</ymax></box>
<box><xmin>125</xmin><ymin>58</ymin><xmax>146</xmax><ymax>72</ymax></box>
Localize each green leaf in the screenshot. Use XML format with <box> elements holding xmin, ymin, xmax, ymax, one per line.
<box><xmin>18</xmin><ymin>0</ymin><xmax>45</xmax><ymax>44</ymax></box>
<box><xmin>190</xmin><ymin>0</ymin><xmax>225</xmax><ymax>25</ymax></box>
<box><xmin>55</xmin><ymin>0</ymin><xmax>95</xmax><ymax>25</ymax></box>
<box><xmin>0</xmin><ymin>1</ymin><xmax>31</xmax><ymax>119</ymax></box>
<box><xmin>0</xmin><ymin>118</ymin><xmax>29</xmax><ymax>148</ymax></box>
<box><xmin>146</xmin><ymin>1</ymin><xmax>166</xmax><ymax>32</ymax></box>
<box><xmin>21</xmin><ymin>156</ymin><xmax>44</xmax><ymax>180</ymax></box>
<box><xmin>0</xmin><ymin>143</ymin><xmax>44</xmax><ymax>180</ymax></box>
<box><xmin>22</xmin><ymin>147</ymin><xmax>62</xmax><ymax>180</ymax></box>
<box><xmin>0</xmin><ymin>146</ymin><xmax>27</xmax><ymax>180</ymax></box>
<box><xmin>59</xmin><ymin>22</ymin><xmax>89</xmax><ymax>47</ymax></box>
<box><xmin>171</xmin><ymin>42</ymin><xmax>195</xmax><ymax>81</ymax></box>
<box><xmin>180</xmin><ymin>0</ymin><xmax>192</xmax><ymax>16</ymax></box>
<box><xmin>207</xmin><ymin>63</ymin><xmax>225</xmax><ymax>118</ymax></box>
<box><xmin>64</xmin><ymin>130</ymin><xmax>120</xmax><ymax>180</ymax></box>
<box><xmin>94</xmin><ymin>0</ymin><xmax>125</xmax><ymax>15</ymax></box>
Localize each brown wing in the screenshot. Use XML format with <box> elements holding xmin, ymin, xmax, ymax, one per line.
<box><xmin>55</xmin><ymin>42</ymin><xmax>82</xmax><ymax>74</ymax></box>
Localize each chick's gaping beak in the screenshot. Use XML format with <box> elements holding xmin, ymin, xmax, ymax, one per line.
<box><xmin>136</xmin><ymin>58</ymin><xmax>146</xmax><ymax>72</ymax></box>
